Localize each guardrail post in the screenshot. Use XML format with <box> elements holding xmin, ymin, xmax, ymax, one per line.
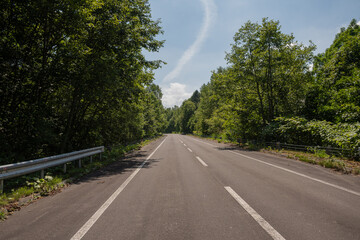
<box><xmin>63</xmin><ymin>164</ymin><xmax>67</xmax><ymax>173</ymax></box>
<box><xmin>100</xmin><ymin>152</ymin><xmax>102</xmax><ymax>160</ymax></box>
<box><xmin>0</xmin><ymin>179</ymin><xmax>3</xmax><ymax>194</ymax></box>
<box><xmin>78</xmin><ymin>159</ymin><xmax>82</xmax><ymax>168</ymax></box>
<box><xmin>90</xmin><ymin>156</ymin><xmax>93</xmax><ymax>163</ymax></box>
<box><xmin>40</xmin><ymin>169</ymin><xmax>45</xmax><ymax>179</ymax></box>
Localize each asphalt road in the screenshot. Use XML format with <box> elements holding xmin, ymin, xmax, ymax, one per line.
<box><xmin>1</xmin><ymin>134</ymin><xmax>360</xmax><ymax>240</ymax></box>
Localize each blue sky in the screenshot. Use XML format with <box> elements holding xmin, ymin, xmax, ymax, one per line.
<box><xmin>144</xmin><ymin>0</ymin><xmax>360</xmax><ymax>107</ymax></box>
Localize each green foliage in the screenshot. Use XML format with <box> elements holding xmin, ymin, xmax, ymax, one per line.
<box><xmin>164</xmin><ymin>90</ymin><xmax>201</xmax><ymax>134</ymax></box>
<box><xmin>26</xmin><ymin>176</ymin><xmax>63</xmax><ymax>196</ymax></box>
<box><xmin>142</xmin><ymin>84</ymin><xmax>167</xmax><ymax>138</ymax></box>
<box><xmin>227</xmin><ymin>18</ymin><xmax>315</xmax><ymax>125</ymax></box>
<box><xmin>164</xmin><ymin>106</ymin><xmax>181</xmax><ymax>133</ymax></box>
<box><xmin>0</xmin><ymin>0</ymin><xmax>165</xmax><ymax>165</ymax></box>
<box><xmin>180</xmin><ymin>100</ymin><xmax>196</xmax><ymax>133</ymax></box>
<box><xmin>190</xmin><ymin>90</ymin><xmax>201</xmax><ymax>107</ymax></box>
<box><xmin>306</xmin><ymin>19</ymin><xmax>360</xmax><ymax>122</ymax></box>
<box><xmin>193</xmin><ymin>81</ymin><xmax>220</xmax><ymax>136</ymax></box>
<box><xmin>185</xmin><ymin>18</ymin><xmax>315</xmax><ymax>141</ymax></box>
<box><xmin>0</xmin><ymin>211</ymin><xmax>6</xmax><ymax>221</ymax></box>
<box><xmin>295</xmin><ymin>154</ymin><xmax>317</xmax><ymax>164</ymax></box>
<box><xmin>319</xmin><ymin>159</ymin><xmax>346</xmax><ymax>171</ymax></box>
<box><xmin>311</xmin><ymin>148</ymin><xmax>330</xmax><ymax>159</ymax></box>
<box><xmin>263</xmin><ymin>117</ymin><xmax>360</xmax><ymax>150</ymax></box>
<box><xmin>9</xmin><ymin>187</ymin><xmax>34</xmax><ymax>202</ymax></box>
<box><xmin>0</xmin><ymin>175</ymin><xmax>63</xmax><ymax>220</ymax></box>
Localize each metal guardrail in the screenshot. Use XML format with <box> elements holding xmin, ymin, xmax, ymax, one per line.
<box><xmin>0</xmin><ymin>146</ymin><xmax>104</xmax><ymax>193</ymax></box>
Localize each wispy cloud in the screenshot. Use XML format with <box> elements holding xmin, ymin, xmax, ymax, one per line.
<box><xmin>163</xmin><ymin>0</ymin><xmax>217</xmax><ymax>82</ymax></box>
<box><xmin>162</xmin><ymin>83</ymin><xmax>192</xmax><ymax>107</ymax></box>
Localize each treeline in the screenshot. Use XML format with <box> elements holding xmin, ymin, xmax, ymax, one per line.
<box><xmin>166</xmin><ymin>18</ymin><xmax>360</xmax><ymax>151</ymax></box>
<box><xmin>0</xmin><ymin>0</ymin><xmax>167</xmax><ymax>164</ymax></box>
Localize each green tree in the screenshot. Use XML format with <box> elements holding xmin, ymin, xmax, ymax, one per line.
<box><xmin>179</xmin><ymin>100</ymin><xmax>196</xmax><ymax>133</ymax></box>
<box><xmin>190</xmin><ymin>90</ymin><xmax>201</xmax><ymax>107</ymax></box>
<box><xmin>165</xmin><ymin>106</ymin><xmax>181</xmax><ymax>133</ymax></box>
<box><xmin>227</xmin><ymin>18</ymin><xmax>315</xmax><ymax>126</ymax></box>
<box><xmin>0</xmin><ymin>0</ymin><xmax>165</xmax><ymax>164</ymax></box>
<box><xmin>193</xmin><ymin>82</ymin><xmax>218</xmax><ymax>135</ymax></box>
<box><xmin>143</xmin><ymin>84</ymin><xmax>167</xmax><ymax>138</ymax></box>
<box><xmin>306</xmin><ymin>19</ymin><xmax>360</xmax><ymax>123</ymax></box>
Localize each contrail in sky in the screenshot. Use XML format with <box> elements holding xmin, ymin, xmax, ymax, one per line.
<box><xmin>163</xmin><ymin>0</ymin><xmax>217</xmax><ymax>82</ymax></box>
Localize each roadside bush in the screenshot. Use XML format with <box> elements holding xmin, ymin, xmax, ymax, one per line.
<box><xmin>263</xmin><ymin>117</ymin><xmax>360</xmax><ymax>150</ymax></box>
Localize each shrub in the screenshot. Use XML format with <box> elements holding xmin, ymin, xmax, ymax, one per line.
<box><xmin>263</xmin><ymin>117</ymin><xmax>360</xmax><ymax>151</ymax></box>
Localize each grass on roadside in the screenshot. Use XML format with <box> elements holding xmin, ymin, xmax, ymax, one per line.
<box><xmin>263</xmin><ymin>147</ymin><xmax>360</xmax><ymax>174</ymax></box>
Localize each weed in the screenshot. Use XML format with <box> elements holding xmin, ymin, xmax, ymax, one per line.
<box><xmin>319</xmin><ymin>159</ymin><xmax>332</xmax><ymax>168</ymax></box>
<box><xmin>319</xmin><ymin>159</ymin><xmax>345</xmax><ymax>171</ymax></box>
<box><xmin>333</xmin><ymin>160</ymin><xmax>346</xmax><ymax>172</ymax></box>
<box><xmin>26</xmin><ymin>175</ymin><xmax>63</xmax><ymax>196</ymax></box>
<box><xmin>10</xmin><ymin>187</ymin><xmax>34</xmax><ymax>201</ymax></box>
<box><xmin>296</xmin><ymin>154</ymin><xmax>316</xmax><ymax>164</ymax></box>
<box><xmin>0</xmin><ymin>194</ymin><xmax>8</xmax><ymax>207</ymax></box>
<box><xmin>246</xmin><ymin>143</ymin><xmax>260</xmax><ymax>151</ymax></box>
<box><xmin>266</xmin><ymin>146</ymin><xmax>273</xmax><ymax>151</ymax></box>
<box><xmin>312</xmin><ymin>148</ymin><xmax>330</xmax><ymax>159</ymax></box>
<box><xmin>0</xmin><ymin>210</ymin><xmax>6</xmax><ymax>220</ymax></box>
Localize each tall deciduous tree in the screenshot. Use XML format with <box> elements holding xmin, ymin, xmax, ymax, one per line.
<box><xmin>0</xmin><ymin>0</ymin><xmax>165</xmax><ymax>164</ymax></box>
<box><xmin>306</xmin><ymin>19</ymin><xmax>360</xmax><ymax>123</ymax></box>
<box><xmin>227</xmin><ymin>18</ymin><xmax>315</xmax><ymax>126</ymax></box>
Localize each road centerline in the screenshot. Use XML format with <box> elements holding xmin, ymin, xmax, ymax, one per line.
<box><xmin>187</xmin><ymin>148</ymin><xmax>193</xmax><ymax>152</ymax></box>
<box><xmin>70</xmin><ymin>137</ymin><xmax>167</xmax><ymax>240</ymax></box>
<box><xmin>225</xmin><ymin>186</ymin><xmax>286</xmax><ymax>240</ymax></box>
<box><xmin>196</xmin><ymin>156</ymin><xmax>208</xmax><ymax>167</ymax></box>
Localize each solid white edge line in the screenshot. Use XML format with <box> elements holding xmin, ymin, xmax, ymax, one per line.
<box><xmin>187</xmin><ymin>148</ymin><xmax>193</xmax><ymax>152</ymax></box>
<box><xmin>187</xmin><ymin>136</ymin><xmax>360</xmax><ymax>197</ymax></box>
<box><xmin>70</xmin><ymin>137</ymin><xmax>167</xmax><ymax>240</ymax></box>
<box><xmin>225</xmin><ymin>186</ymin><xmax>286</xmax><ymax>240</ymax></box>
<box><xmin>196</xmin><ymin>156</ymin><xmax>208</xmax><ymax>167</ymax></box>
<box><xmin>227</xmin><ymin>150</ymin><xmax>360</xmax><ymax>197</ymax></box>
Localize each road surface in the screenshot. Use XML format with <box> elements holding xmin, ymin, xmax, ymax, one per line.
<box><xmin>1</xmin><ymin>134</ymin><xmax>359</xmax><ymax>240</ymax></box>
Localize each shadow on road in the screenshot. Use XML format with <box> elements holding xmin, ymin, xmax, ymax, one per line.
<box><xmin>72</xmin><ymin>150</ymin><xmax>161</xmax><ymax>185</ymax></box>
<box><xmin>215</xmin><ymin>144</ymin><xmax>262</xmax><ymax>152</ymax></box>
<box><xmin>216</xmin><ymin>146</ymin><xmax>237</xmax><ymax>151</ymax></box>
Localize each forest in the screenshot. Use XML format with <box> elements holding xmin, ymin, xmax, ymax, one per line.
<box><xmin>166</xmin><ymin>18</ymin><xmax>360</xmax><ymax>152</ymax></box>
<box><xmin>1</xmin><ymin>0</ymin><xmax>359</xmax><ymax>166</ymax></box>
<box><xmin>0</xmin><ymin>0</ymin><xmax>167</xmax><ymax>165</ymax></box>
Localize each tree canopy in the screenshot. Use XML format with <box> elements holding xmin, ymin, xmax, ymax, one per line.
<box><xmin>0</xmin><ymin>0</ymin><xmax>166</xmax><ymax>164</ymax></box>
